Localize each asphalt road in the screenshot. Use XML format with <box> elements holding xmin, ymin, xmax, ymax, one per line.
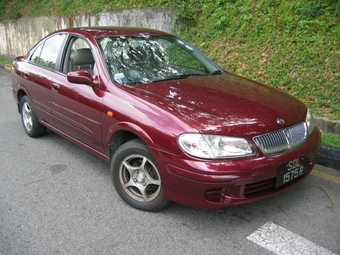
<box><xmin>1</xmin><ymin>68</ymin><xmax>339</xmax><ymax>255</ymax></box>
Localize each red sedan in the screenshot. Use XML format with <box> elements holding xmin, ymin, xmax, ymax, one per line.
<box><xmin>11</xmin><ymin>27</ymin><xmax>321</xmax><ymax>211</ymax></box>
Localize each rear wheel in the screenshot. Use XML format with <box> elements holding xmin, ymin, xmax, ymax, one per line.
<box><xmin>111</xmin><ymin>138</ymin><xmax>169</xmax><ymax>211</ymax></box>
<box><xmin>20</xmin><ymin>96</ymin><xmax>46</xmax><ymax>137</ymax></box>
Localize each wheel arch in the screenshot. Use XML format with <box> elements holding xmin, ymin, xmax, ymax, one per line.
<box><xmin>16</xmin><ymin>88</ymin><xmax>28</xmax><ymax>113</ymax></box>
<box><xmin>108</xmin><ymin>122</ymin><xmax>158</xmax><ymax>162</ymax></box>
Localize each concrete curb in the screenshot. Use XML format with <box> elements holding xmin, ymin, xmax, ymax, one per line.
<box><xmin>314</xmin><ymin>118</ymin><xmax>340</xmax><ymax>171</ymax></box>
<box><xmin>0</xmin><ymin>63</ymin><xmax>12</xmax><ymax>70</ymax></box>
<box><xmin>316</xmin><ymin>145</ymin><xmax>340</xmax><ymax>171</ymax></box>
<box><xmin>0</xmin><ymin>62</ymin><xmax>338</xmax><ymax>170</ymax></box>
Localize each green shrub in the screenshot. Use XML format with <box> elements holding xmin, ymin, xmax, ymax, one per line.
<box><xmin>0</xmin><ymin>0</ymin><xmax>339</xmax><ymax>120</ymax></box>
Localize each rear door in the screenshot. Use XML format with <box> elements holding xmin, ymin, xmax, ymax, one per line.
<box><xmin>21</xmin><ymin>33</ymin><xmax>67</xmax><ymax>126</ymax></box>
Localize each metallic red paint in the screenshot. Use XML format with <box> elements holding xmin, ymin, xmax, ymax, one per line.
<box><xmin>11</xmin><ymin>27</ymin><xmax>321</xmax><ymax>210</ymax></box>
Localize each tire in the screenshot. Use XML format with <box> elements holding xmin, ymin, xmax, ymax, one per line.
<box><xmin>20</xmin><ymin>96</ymin><xmax>46</xmax><ymax>137</ymax></box>
<box><xmin>110</xmin><ymin>138</ymin><xmax>169</xmax><ymax>211</ymax></box>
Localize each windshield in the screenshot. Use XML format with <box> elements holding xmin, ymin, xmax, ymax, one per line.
<box><xmin>97</xmin><ymin>35</ymin><xmax>223</xmax><ymax>85</ymax></box>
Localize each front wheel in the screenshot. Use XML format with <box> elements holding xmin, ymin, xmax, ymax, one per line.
<box><xmin>110</xmin><ymin>139</ymin><xmax>169</xmax><ymax>211</ymax></box>
<box><xmin>20</xmin><ymin>96</ymin><xmax>46</xmax><ymax>137</ymax></box>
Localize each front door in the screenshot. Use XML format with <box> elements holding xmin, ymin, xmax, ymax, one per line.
<box><xmin>51</xmin><ymin>37</ymin><xmax>104</xmax><ymax>153</ymax></box>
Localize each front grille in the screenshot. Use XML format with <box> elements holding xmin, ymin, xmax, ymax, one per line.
<box><xmin>253</xmin><ymin>122</ymin><xmax>307</xmax><ymax>155</ymax></box>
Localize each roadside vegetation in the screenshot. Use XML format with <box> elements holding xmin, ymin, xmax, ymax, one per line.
<box><xmin>0</xmin><ymin>57</ymin><xmax>11</xmax><ymax>65</ymax></box>
<box><xmin>322</xmin><ymin>133</ymin><xmax>340</xmax><ymax>147</ymax></box>
<box><xmin>1</xmin><ymin>0</ymin><xmax>339</xmax><ymax>146</ymax></box>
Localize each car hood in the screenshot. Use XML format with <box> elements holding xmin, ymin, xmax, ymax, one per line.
<box><xmin>136</xmin><ymin>73</ymin><xmax>307</xmax><ymax>137</ymax></box>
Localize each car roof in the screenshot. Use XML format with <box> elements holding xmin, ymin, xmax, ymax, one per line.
<box><xmin>56</xmin><ymin>26</ymin><xmax>173</xmax><ymax>38</ymax></box>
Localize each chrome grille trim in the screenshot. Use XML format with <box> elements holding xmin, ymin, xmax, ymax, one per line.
<box><xmin>253</xmin><ymin>122</ymin><xmax>307</xmax><ymax>155</ymax></box>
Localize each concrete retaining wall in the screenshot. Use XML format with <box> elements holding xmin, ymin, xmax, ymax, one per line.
<box><xmin>0</xmin><ymin>7</ymin><xmax>178</xmax><ymax>60</ymax></box>
<box><xmin>314</xmin><ymin>117</ymin><xmax>340</xmax><ymax>135</ymax></box>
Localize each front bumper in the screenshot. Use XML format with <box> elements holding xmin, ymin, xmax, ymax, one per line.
<box><xmin>158</xmin><ymin>128</ymin><xmax>321</xmax><ymax>209</ymax></box>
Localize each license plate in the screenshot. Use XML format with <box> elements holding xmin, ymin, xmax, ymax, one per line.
<box><xmin>276</xmin><ymin>157</ymin><xmax>309</xmax><ymax>188</ymax></box>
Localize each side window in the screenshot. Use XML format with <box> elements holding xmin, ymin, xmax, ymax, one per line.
<box><xmin>29</xmin><ymin>33</ymin><xmax>66</xmax><ymax>70</ymax></box>
<box><xmin>72</xmin><ymin>38</ymin><xmax>90</xmax><ymax>51</ymax></box>
<box><xmin>63</xmin><ymin>37</ymin><xmax>94</xmax><ymax>74</ymax></box>
<box><xmin>30</xmin><ymin>43</ymin><xmax>44</xmax><ymax>65</ymax></box>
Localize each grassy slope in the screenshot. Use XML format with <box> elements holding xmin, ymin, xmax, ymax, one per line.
<box><xmin>181</xmin><ymin>0</ymin><xmax>340</xmax><ymax>121</ymax></box>
<box><xmin>1</xmin><ymin>0</ymin><xmax>339</xmax><ymax>146</ymax></box>
<box><xmin>1</xmin><ymin>0</ymin><xmax>338</xmax><ymax>120</ymax></box>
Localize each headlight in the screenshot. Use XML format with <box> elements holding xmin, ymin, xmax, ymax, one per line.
<box><xmin>178</xmin><ymin>133</ymin><xmax>256</xmax><ymax>159</ymax></box>
<box><xmin>306</xmin><ymin>108</ymin><xmax>315</xmax><ymax>135</ymax></box>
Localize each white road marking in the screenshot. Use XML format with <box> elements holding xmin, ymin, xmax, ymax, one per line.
<box><xmin>247</xmin><ymin>222</ymin><xmax>337</xmax><ymax>255</ymax></box>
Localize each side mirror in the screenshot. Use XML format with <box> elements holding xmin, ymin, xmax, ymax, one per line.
<box><xmin>67</xmin><ymin>70</ymin><xmax>93</xmax><ymax>86</ymax></box>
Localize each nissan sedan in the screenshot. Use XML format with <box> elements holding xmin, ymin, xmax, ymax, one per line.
<box><xmin>11</xmin><ymin>27</ymin><xmax>321</xmax><ymax>211</ymax></box>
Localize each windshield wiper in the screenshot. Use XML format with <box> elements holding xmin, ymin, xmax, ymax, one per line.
<box><xmin>149</xmin><ymin>71</ymin><xmax>223</xmax><ymax>83</ymax></box>
<box><xmin>151</xmin><ymin>73</ymin><xmax>204</xmax><ymax>83</ymax></box>
<box><xmin>209</xmin><ymin>70</ymin><xmax>223</xmax><ymax>76</ymax></box>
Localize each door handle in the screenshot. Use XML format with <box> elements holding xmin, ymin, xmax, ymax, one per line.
<box><xmin>52</xmin><ymin>82</ymin><xmax>60</xmax><ymax>91</ymax></box>
<box><xmin>23</xmin><ymin>72</ymin><xmax>29</xmax><ymax>79</ymax></box>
